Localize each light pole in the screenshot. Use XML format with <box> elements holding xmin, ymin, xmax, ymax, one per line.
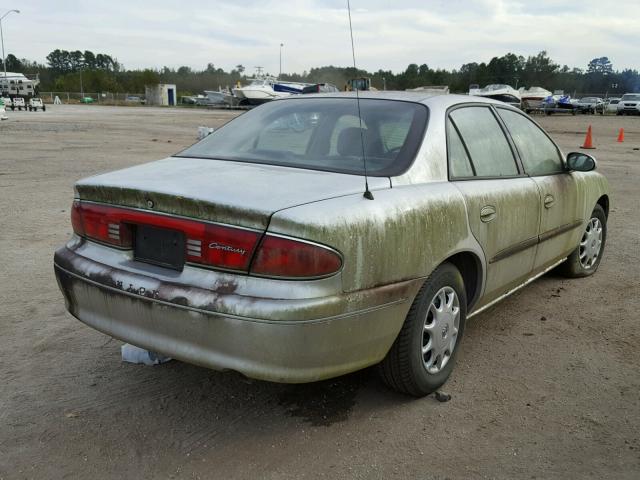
<box><xmin>1</xmin><ymin>9</ymin><xmax>20</xmax><ymax>80</ymax></box>
<box><xmin>279</xmin><ymin>43</ymin><xmax>284</xmax><ymax>78</ymax></box>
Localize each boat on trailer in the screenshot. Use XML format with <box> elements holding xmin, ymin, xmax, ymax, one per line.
<box><xmin>469</xmin><ymin>84</ymin><xmax>521</xmax><ymax>108</ymax></box>
<box><xmin>520</xmin><ymin>86</ymin><xmax>553</xmax><ymax>112</ymax></box>
<box><xmin>232</xmin><ymin>68</ymin><xmax>313</xmax><ymax>106</ymax></box>
<box><xmin>233</xmin><ymin>78</ymin><xmax>313</xmax><ymax>105</ymax></box>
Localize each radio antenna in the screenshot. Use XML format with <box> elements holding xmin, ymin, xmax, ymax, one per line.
<box><xmin>347</xmin><ymin>0</ymin><xmax>374</xmax><ymax>200</ymax></box>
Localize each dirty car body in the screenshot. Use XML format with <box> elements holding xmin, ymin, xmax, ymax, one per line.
<box><xmin>54</xmin><ymin>92</ymin><xmax>609</xmax><ymax>394</ymax></box>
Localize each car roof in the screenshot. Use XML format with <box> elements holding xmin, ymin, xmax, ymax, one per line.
<box><xmin>282</xmin><ymin>91</ymin><xmax>507</xmax><ymax>109</ymax></box>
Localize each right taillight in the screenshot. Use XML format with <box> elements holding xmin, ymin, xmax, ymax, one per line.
<box><xmin>250</xmin><ymin>234</ymin><xmax>342</xmax><ymax>279</ymax></box>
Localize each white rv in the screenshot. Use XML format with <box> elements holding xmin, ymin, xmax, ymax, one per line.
<box><xmin>0</xmin><ymin>72</ymin><xmax>39</xmax><ymax>98</ymax></box>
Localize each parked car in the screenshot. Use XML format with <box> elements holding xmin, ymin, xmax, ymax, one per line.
<box><xmin>302</xmin><ymin>83</ymin><xmax>341</xmax><ymax>94</ymax></box>
<box><xmin>576</xmin><ymin>97</ymin><xmax>604</xmax><ymax>114</ymax></box>
<box><xmin>604</xmin><ymin>97</ymin><xmax>621</xmax><ymax>114</ymax></box>
<box><xmin>54</xmin><ymin>93</ymin><xmax>609</xmax><ymax>396</ymax></box>
<box><xmin>617</xmin><ymin>93</ymin><xmax>640</xmax><ymax>115</ymax></box>
<box><xmin>28</xmin><ymin>97</ymin><xmax>46</xmax><ymax>111</ymax></box>
<box><xmin>125</xmin><ymin>95</ymin><xmax>146</xmax><ymax>104</ymax></box>
<box><xmin>7</xmin><ymin>97</ymin><xmax>25</xmax><ymax>111</ymax></box>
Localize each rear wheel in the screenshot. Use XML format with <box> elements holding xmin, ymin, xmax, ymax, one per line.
<box><xmin>379</xmin><ymin>263</ymin><xmax>467</xmax><ymax>397</ymax></box>
<box><xmin>560</xmin><ymin>204</ymin><xmax>607</xmax><ymax>278</ymax></box>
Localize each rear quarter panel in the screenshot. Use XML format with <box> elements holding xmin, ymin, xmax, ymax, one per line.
<box><xmin>268</xmin><ymin>182</ymin><xmax>484</xmax><ymax>294</ymax></box>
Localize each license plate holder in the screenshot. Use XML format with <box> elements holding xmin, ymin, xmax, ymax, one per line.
<box><xmin>134</xmin><ymin>224</ymin><xmax>185</xmax><ymax>271</ymax></box>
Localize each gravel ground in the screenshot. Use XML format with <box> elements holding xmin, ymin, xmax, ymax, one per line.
<box><xmin>0</xmin><ymin>105</ymin><xmax>639</xmax><ymax>479</ymax></box>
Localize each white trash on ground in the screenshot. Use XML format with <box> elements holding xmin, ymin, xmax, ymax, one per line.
<box><xmin>197</xmin><ymin>126</ymin><xmax>215</xmax><ymax>140</ymax></box>
<box><xmin>121</xmin><ymin>343</ymin><xmax>172</xmax><ymax>366</ymax></box>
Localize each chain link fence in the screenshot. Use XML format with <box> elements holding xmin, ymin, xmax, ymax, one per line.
<box><xmin>39</xmin><ymin>92</ymin><xmax>146</xmax><ymax>105</ymax></box>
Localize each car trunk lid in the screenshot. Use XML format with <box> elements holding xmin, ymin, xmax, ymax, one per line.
<box><xmin>74</xmin><ymin>156</ymin><xmax>390</xmax><ymax>231</ymax></box>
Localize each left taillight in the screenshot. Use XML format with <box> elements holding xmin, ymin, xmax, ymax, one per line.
<box><xmin>71</xmin><ymin>201</ymin><xmax>132</xmax><ymax>248</ymax></box>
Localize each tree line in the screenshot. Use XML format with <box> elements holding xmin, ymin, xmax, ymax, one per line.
<box><xmin>1</xmin><ymin>49</ymin><xmax>638</xmax><ymax>97</ymax></box>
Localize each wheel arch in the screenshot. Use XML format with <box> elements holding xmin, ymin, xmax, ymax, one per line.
<box><xmin>442</xmin><ymin>251</ymin><xmax>483</xmax><ymax>311</ymax></box>
<box><xmin>597</xmin><ymin>194</ymin><xmax>609</xmax><ymax>218</ymax></box>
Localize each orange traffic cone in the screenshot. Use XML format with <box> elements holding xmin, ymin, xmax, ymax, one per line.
<box><xmin>617</xmin><ymin>128</ymin><xmax>625</xmax><ymax>143</ymax></box>
<box><xmin>581</xmin><ymin>125</ymin><xmax>595</xmax><ymax>149</ymax></box>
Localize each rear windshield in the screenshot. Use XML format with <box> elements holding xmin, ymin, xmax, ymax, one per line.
<box><xmin>622</xmin><ymin>94</ymin><xmax>640</xmax><ymax>101</ymax></box>
<box><xmin>176</xmin><ymin>98</ymin><xmax>428</xmax><ymax>176</ymax></box>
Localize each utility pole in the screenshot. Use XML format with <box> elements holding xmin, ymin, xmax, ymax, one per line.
<box><xmin>79</xmin><ymin>67</ymin><xmax>84</xmax><ymax>98</ymax></box>
<box><xmin>0</xmin><ymin>9</ymin><xmax>20</xmax><ymax>81</ymax></box>
<box><xmin>279</xmin><ymin>43</ymin><xmax>284</xmax><ymax>78</ymax></box>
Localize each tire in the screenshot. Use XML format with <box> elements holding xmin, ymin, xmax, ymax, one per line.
<box><xmin>378</xmin><ymin>263</ymin><xmax>467</xmax><ymax>397</ymax></box>
<box><xmin>560</xmin><ymin>204</ymin><xmax>607</xmax><ymax>278</ymax></box>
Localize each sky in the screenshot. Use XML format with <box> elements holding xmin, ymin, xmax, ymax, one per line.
<box><xmin>3</xmin><ymin>0</ymin><xmax>639</xmax><ymax>75</ymax></box>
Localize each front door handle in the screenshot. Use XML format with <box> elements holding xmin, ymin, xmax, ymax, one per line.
<box><xmin>544</xmin><ymin>194</ymin><xmax>555</xmax><ymax>209</ymax></box>
<box><xmin>480</xmin><ymin>205</ymin><xmax>497</xmax><ymax>223</ymax></box>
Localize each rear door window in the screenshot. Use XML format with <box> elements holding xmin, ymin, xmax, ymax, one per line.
<box><xmin>449</xmin><ymin>106</ymin><xmax>518</xmax><ymax>177</ymax></box>
<box><xmin>497</xmin><ymin>108</ymin><xmax>564</xmax><ymax>176</ymax></box>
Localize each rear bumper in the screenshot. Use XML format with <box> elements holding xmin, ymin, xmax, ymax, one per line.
<box><xmin>54</xmin><ymin>242</ymin><xmax>421</xmax><ymax>383</ymax></box>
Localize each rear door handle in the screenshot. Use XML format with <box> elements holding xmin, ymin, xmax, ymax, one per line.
<box><xmin>480</xmin><ymin>205</ymin><xmax>497</xmax><ymax>223</ymax></box>
<box><xmin>544</xmin><ymin>194</ymin><xmax>555</xmax><ymax>209</ymax></box>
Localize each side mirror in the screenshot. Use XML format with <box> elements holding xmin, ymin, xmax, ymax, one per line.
<box><xmin>567</xmin><ymin>152</ymin><xmax>597</xmax><ymax>172</ymax></box>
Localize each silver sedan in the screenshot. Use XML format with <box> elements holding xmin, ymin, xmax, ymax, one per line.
<box><xmin>54</xmin><ymin>92</ymin><xmax>609</xmax><ymax>396</ymax></box>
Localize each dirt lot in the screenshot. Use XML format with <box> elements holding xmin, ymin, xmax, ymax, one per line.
<box><xmin>1</xmin><ymin>105</ymin><xmax>639</xmax><ymax>479</ymax></box>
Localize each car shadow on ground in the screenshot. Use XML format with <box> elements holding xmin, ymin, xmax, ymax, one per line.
<box><xmin>113</xmin><ymin>358</ymin><xmax>414</xmax><ymax>429</ymax></box>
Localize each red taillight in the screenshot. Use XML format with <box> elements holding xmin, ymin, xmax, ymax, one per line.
<box><xmin>70</xmin><ymin>202</ymin><xmax>341</xmax><ymax>277</ymax></box>
<box><xmin>187</xmin><ymin>223</ymin><xmax>260</xmax><ymax>271</ymax></box>
<box><xmin>71</xmin><ymin>201</ymin><xmax>132</xmax><ymax>247</ymax></box>
<box><xmin>250</xmin><ymin>235</ymin><xmax>342</xmax><ymax>278</ymax></box>
<box><xmin>70</xmin><ymin>201</ymin><xmax>260</xmax><ymax>271</ymax></box>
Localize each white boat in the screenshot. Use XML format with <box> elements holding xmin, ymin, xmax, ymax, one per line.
<box><xmin>519</xmin><ymin>86</ymin><xmax>553</xmax><ymax>111</ymax></box>
<box><xmin>470</xmin><ymin>84</ymin><xmax>521</xmax><ymax>107</ymax></box>
<box><xmin>233</xmin><ymin>76</ymin><xmax>311</xmax><ymax>105</ymax></box>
